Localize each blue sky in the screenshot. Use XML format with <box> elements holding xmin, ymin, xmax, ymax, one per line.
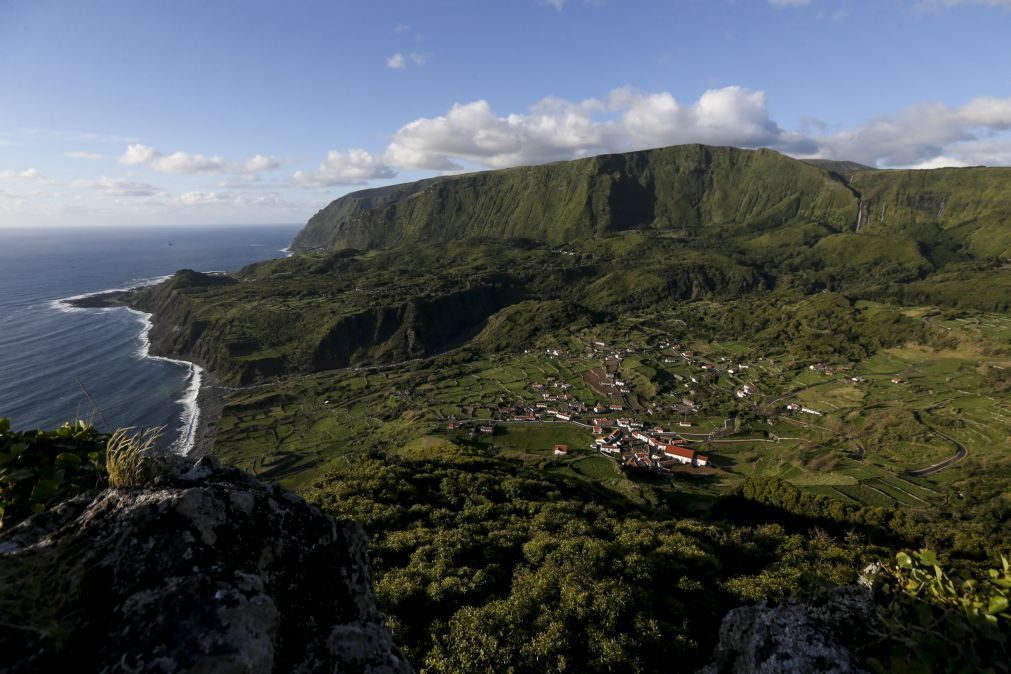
<box><xmin>2</xmin><ymin>0</ymin><xmax>1011</xmax><ymax>226</ymax></box>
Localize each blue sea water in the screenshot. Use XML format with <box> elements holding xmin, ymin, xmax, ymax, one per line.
<box><xmin>0</xmin><ymin>225</ymin><xmax>300</xmax><ymax>452</ymax></box>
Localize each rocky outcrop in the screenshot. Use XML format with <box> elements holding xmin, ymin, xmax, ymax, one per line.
<box><xmin>700</xmin><ymin>586</ymin><xmax>874</xmax><ymax>674</ymax></box>
<box><xmin>0</xmin><ymin>457</ymin><xmax>411</xmax><ymax>674</ymax></box>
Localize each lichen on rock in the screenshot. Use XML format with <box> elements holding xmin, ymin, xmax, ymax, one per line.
<box><xmin>0</xmin><ymin>456</ymin><xmax>411</xmax><ymax>674</ymax></box>
<box><xmin>699</xmin><ymin>586</ymin><xmax>873</xmax><ymax>674</ymax></box>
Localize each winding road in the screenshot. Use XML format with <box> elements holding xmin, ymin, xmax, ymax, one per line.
<box><xmin>905</xmin><ymin>429</ymin><xmax>969</xmax><ymax>477</ymax></box>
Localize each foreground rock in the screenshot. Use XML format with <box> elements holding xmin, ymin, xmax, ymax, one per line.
<box><xmin>0</xmin><ymin>457</ymin><xmax>411</xmax><ymax>673</ymax></box>
<box><xmin>700</xmin><ymin>586</ymin><xmax>873</xmax><ymax>674</ymax></box>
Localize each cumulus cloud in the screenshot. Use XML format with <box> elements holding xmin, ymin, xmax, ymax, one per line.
<box><xmin>294</xmin><ymin>149</ymin><xmax>397</xmax><ymax>187</ymax></box>
<box><xmin>616</xmin><ymin>86</ymin><xmax>801</xmax><ymax>149</ymax></box>
<box><xmin>243</xmin><ymin>154</ymin><xmax>281</xmax><ymax>172</ymax></box>
<box><xmin>71</xmin><ymin>176</ymin><xmax>164</xmax><ymax>197</ymax></box>
<box><xmin>118</xmin><ymin>143</ymin><xmax>226</xmax><ymax>174</ymax></box>
<box><xmin>65</xmin><ymin>151</ymin><xmax>104</xmax><ymax>160</ymax></box>
<box><xmin>385</xmin><ymin>98</ymin><xmax>618</xmax><ymax>170</ymax></box>
<box><xmin>378</xmin><ymin>88</ymin><xmax>1011</xmax><ymax>173</ymax></box>
<box><xmin>120</xmin><ymin>143</ymin><xmax>157</xmax><ymax>165</ymax></box>
<box><xmin>383</xmin><ymin>86</ymin><xmax>821</xmax><ymax>171</ymax></box>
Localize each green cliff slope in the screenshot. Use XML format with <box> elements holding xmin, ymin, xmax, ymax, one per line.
<box><xmin>293</xmin><ymin>145</ymin><xmax>859</xmax><ymax>252</ymax></box>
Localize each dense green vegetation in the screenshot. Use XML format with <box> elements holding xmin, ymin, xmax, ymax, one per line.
<box><xmin>0</xmin><ymin>419</ymin><xmax>109</xmax><ymax>530</ymax></box>
<box><xmin>0</xmin><ymin>420</ymin><xmax>163</xmax><ymax>529</ymax></box>
<box><xmin>306</xmin><ymin>449</ymin><xmax>1008</xmax><ymax>672</ymax></box>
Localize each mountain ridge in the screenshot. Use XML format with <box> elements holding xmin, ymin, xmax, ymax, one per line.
<box><xmin>293</xmin><ymin>144</ymin><xmax>1011</xmax><ymax>261</ymax></box>
<box><xmin>292</xmin><ymin>145</ymin><xmax>859</xmax><ymax>252</ymax></box>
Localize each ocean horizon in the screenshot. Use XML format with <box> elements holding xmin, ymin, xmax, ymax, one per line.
<box><xmin>0</xmin><ymin>224</ymin><xmax>301</xmax><ymax>453</ymax></box>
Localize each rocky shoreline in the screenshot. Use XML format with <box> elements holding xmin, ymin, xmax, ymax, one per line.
<box><xmin>65</xmin><ymin>289</ymin><xmax>136</xmax><ymax>309</ymax></box>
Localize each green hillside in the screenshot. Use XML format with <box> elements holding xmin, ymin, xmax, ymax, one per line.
<box><xmin>293</xmin><ymin>145</ymin><xmax>859</xmax><ymax>252</ymax></box>
<box><xmin>294</xmin><ymin>145</ymin><xmax>1011</xmax><ymax>270</ymax></box>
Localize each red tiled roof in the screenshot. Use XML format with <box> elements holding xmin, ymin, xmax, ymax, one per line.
<box><xmin>664</xmin><ymin>445</ymin><xmax>694</xmax><ymax>460</ymax></box>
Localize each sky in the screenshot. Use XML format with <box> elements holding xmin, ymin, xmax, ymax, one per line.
<box><xmin>2</xmin><ymin>0</ymin><xmax>1011</xmax><ymax>227</ymax></box>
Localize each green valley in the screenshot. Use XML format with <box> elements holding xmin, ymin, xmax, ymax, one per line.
<box><xmin>106</xmin><ymin>143</ymin><xmax>1011</xmax><ymax>672</ymax></box>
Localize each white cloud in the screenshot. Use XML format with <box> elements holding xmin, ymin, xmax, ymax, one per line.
<box><xmin>394</xmin><ymin>22</ymin><xmax>410</xmax><ymax>33</ymax></box>
<box><xmin>769</xmin><ymin>0</ymin><xmax>811</xmax><ymax>6</ymax></box>
<box><xmin>383</xmin><ymin>86</ymin><xmax>819</xmax><ymax>171</ymax></box>
<box><xmin>909</xmin><ymin>155</ymin><xmax>968</xmax><ymax>169</ymax></box>
<box><xmin>0</xmin><ymin>168</ymin><xmax>50</xmax><ymax>182</ymax></box>
<box><xmin>179</xmin><ymin>190</ymin><xmax>293</xmax><ymax>209</ymax></box>
<box><xmin>65</xmin><ymin>151</ymin><xmax>104</xmax><ymax>160</ymax></box>
<box><xmin>120</xmin><ymin>143</ymin><xmax>157</xmax><ymax>165</ymax></box>
<box><xmin>380</xmin><ymin>88</ymin><xmax>1011</xmax><ymax>173</ymax></box>
<box><xmin>243</xmin><ymin>154</ymin><xmax>281</xmax><ymax>172</ymax></box>
<box><xmin>294</xmin><ymin>149</ymin><xmax>397</xmax><ymax>187</ymax></box>
<box><xmin>385</xmin><ymin>98</ymin><xmax>618</xmax><ymax>170</ymax></box>
<box><xmin>151</xmin><ymin>151</ymin><xmax>226</xmax><ymax>174</ymax></box>
<box><xmin>179</xmin><ymin>191</ymin><xmax>229</xmax><ymax>205</ymax></box>
<box><xmin>118</xmin><ymin>143</ymin><xmax>226</xmax><ymax>174</ymax></box>
<box><xmin>815</xmin><ymin>96</ymin><xmax>1011</xmax><ymax>166</ymax></box>
<box><xmin>387</xmin><ymin>51</ymin><xmax>425</xmax><ymax>69</ymax></box>
<box><xmin>618</xmin><ymin>86</ymin><xmax>792</xmax><ymax>149</ymax></box>
<box><xmin>72</xmin><ymin>176</ymin><xmax>164</xmax><ymax>197</ymax></box>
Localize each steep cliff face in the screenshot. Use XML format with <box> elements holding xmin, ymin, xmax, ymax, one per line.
<box><xmin>851</xmin><ymin>167</ymin><xmax>1011</xmax><ymax>259</ymax></box>
<box><xmin>0</xmin><ymin>456</ymin><xmax>411</xmax><ymax>674</ymax></box>
<box><xmin>293</xmin><ymin>144</ymin><xmax>1011</xmax><ymax>262</ymax></box>
<box><xmin>292</xmin><ymin>145</ymin><xmax>859</xmax><ymax>252</ymax></box>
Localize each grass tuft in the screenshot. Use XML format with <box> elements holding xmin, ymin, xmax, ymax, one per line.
<box><xmin>105</xmin><ymin>427</ymin><xmax>164</xmax><ymax>488</ymax></box>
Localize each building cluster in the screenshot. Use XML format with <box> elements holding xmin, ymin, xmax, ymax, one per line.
<box><xmin>591</xmin><ymin>418</ymin><xmax>709</xmax><ymax>471</ymax></box>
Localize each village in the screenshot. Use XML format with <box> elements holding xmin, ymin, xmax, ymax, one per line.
<box><xmin>427</xmin><ymin>324</ymin><xmax>890</xmax><ymax>484</ymax></box>
<box><xmin>439</xmin><ymin>337</ymin><xmax>768</xmax><ymax>478</ymax></box>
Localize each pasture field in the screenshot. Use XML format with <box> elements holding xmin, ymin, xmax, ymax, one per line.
<box><xmin>208</xmin><ymin>305</ymin><xmax>1010</xmax><ymax>510</ymax></box>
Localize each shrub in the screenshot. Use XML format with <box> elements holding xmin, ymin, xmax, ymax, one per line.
<box><xmin>867</xmin><ymin>550</ymin><xmax>1010</xmax><ymax>673</ymax></box>
<box><xmin>0</xmin><ymin>419</ymin><xmax>109</xmax><ymax>530</ymax></box>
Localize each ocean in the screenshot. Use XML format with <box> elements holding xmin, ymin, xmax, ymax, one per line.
<box><xmin>0</xmin><ymin>224</ymin><xmax>300</xmax><ymax>453</ymax></box>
